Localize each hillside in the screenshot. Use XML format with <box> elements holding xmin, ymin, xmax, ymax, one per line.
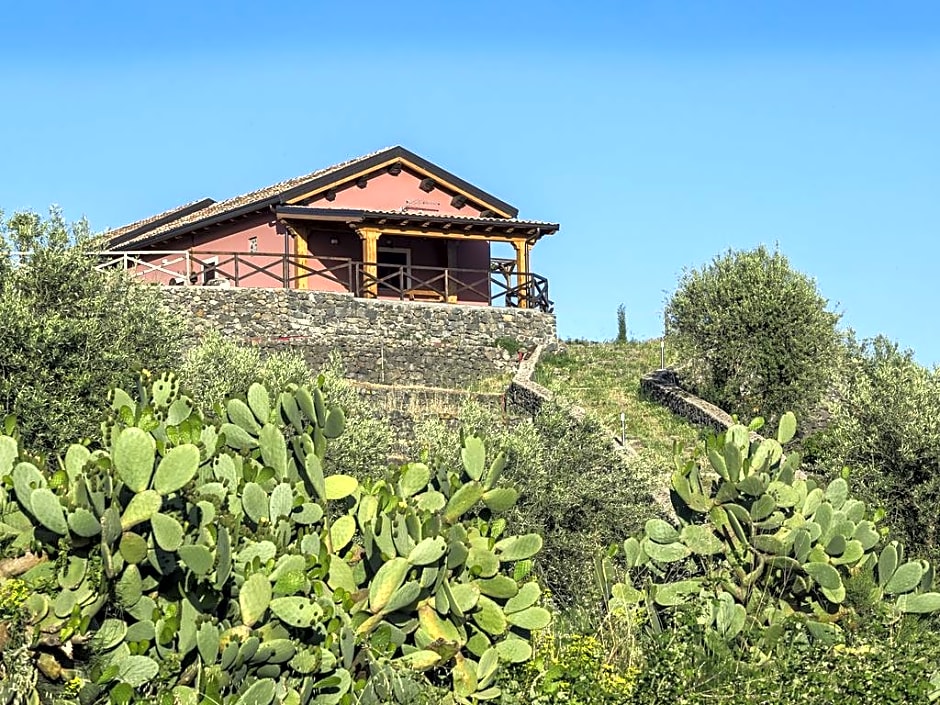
<box><xmin>534</xmin><ymin>339</ymin><xmax>704</xmax><ymax>462</ymax></box>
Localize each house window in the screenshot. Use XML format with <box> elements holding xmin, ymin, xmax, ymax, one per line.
<box><xmin>248</xmin><ymin>236</ymin><xmax>258</xmax><ymax>253</ymax></box>
<box><xmin>377</xmin><ymin>248</ymin><xmax>410</xmax><ymax>294</ymax></box>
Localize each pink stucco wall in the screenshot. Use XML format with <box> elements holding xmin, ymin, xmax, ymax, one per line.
<box><xmin>300</xmin><ymin>228</ymin><xmax>491</xmax><ymax>303</ymax></box>
<box><xmin>126</xmin><ymin>213</ymin><xmax>290</xmax><ymax>288</ymax></box>
<box><xmin>302</xmin><ymin>168</ymin><xmax>486</xmax><ymax>217</ymax></box>
<box><xmin>118</xmin><ymin>163</ymin><xmax>509</xmax><ymax>303</ymax></box>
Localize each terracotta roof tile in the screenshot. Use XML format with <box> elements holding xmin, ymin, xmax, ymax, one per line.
<box><xmin>108</xmin><ymin>147</ymin><xmax>394</xmax><ymax>248</ymax></box>
<box><xmin>101</xmin><ymin>198</ymin><xmax>216</xmax><ymax>243</ymax></box>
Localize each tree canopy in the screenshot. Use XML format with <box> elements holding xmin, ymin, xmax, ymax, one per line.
<box><xmin>665</xmin><ymin>245</ymin><xmax>840</xmax><ymax>424</ymax></box>
<box><xmin>0</xmin><ymin>208</ymin><xmax>183</xmax><ymax>453</ymax></box>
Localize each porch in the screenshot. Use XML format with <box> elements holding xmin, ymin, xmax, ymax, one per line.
<box><xmin>92</xmin><ymin>250</ymin><xmax>553</xmax><ymax>312</ymax></box>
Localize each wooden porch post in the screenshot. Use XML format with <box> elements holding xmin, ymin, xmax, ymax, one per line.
<box><xmin>295</xmin><ymin>229</ymin><xmax>309</xmax><ymax>291</ymax></box>
<box><xmin>512</xmin><ymin>239</ymin><xmax>528</xmax><ymax>309</ymax></box>
<box><xmin>357</xmin><ymin>227</ymin><xmax>380</xmax><ymax>298</ymax></box>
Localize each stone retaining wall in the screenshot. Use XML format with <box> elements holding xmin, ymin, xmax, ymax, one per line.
<box><xmin>640</xmin><ymin>369</ymin><xmax>736</xmax><ymax>433</ymax></box>
<box><xmin>159</xmin><ymin>287</ymin><xmax>556</xmax><ymax>387</ymax></box>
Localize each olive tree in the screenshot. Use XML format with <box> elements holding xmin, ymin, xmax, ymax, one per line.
<box><xmin>665</xmin><ymin>246</ymin><xmax>840</xmax><ymax>424</ymax></box>
<box><xmin>0</xmin><ymin>208</ymin><xmax>184</xmax><ymax>453</ymax></box>
<box><xmin>809</xmin><ymin>335</ymin><xmax>940</xmax><ymax>560</ymax></box>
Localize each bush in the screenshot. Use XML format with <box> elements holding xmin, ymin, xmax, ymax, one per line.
<box><xmin>628</xmin><ymin>615</ymin><xmax>940</xmax><ymax>704</ymax></box>
<box><xmin>808</xmin><ymin>334</ymin><xmax>940</xmax><ymax>561</ymax></box>
<box><xmin>611</xmin><ymin>413</ymin><xmax>940</xmax><ymax>651</ymax></box>
<box><xmin>0</xmin><ymin>372</ymin><xmax>547</xmax><ymax>704</ymax></box>
<box><xmin>319</xmin><ymin>359</ymin><xmax>394</xmax><ymax>481</ymax></box>
<box><xmin>181</xmin><ymin>343</ymin><xmax>393</xmax><ymax>479</ymax></box>
<box><xmin>178</xmin><ymin>331</ymin><xmax>309</xmax><ymax>408</ymax></box>
<box><xmin>0</xmin><ymin>208</ymin><xmax>183</xmax><ymax>454</ymax></box>
<box><xmin>665</xmin><ymin>245</ymin><xmax>840</xmax><ymax>425</ymax></box>
<box><xmin>413</xmin><ymin>400</ymin><xmax>658</xmax><ymax>609</ymax></box>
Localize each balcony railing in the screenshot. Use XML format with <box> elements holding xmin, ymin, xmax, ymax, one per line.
<box><xmin>91</xmin><ymin>250</ymin><xmax>553</xmax><ymax>312</ymax></box>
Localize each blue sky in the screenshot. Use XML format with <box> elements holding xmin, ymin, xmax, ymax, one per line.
<box><xmin>2</xmin><ymin>2</ymin><xmax>939</xmax><ymax>363</ymax></box>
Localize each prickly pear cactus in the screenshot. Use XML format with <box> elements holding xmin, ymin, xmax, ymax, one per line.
<box><xmin>609</xmin><ymin>412</ymin><xmax>940</xmax><ymax>645</ymax></box>
<box><xmin>0</xmin><ymin>371</ymin><xmax>546</xmax><ymax>704</ymax></box>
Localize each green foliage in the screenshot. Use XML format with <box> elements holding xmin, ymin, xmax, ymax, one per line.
<box><xmin>178</xmin><ymin>331</ymin><xmax>309</xmax><ymax>408</ymax></box>
<box><xmin>493</xmin><ymin>337</ymin><xmax>522</xmax><ymax>356</ymax></box>
<box><xmin>616</xmin><ymin>304</ymin><xmax>627</xmax><ymax>344</ymax></box>
<box><xmin>0</xmin><ymin>373</ymin><xmax>545</xmax><ymax>704</ymax></box>
<box><xmin>809</xmin><ymin>334</ymin><xmax>940</xmax><ymax>562</ymax></box>
<box><xmin>609</xmin><ymin>414</ymin><xmax>940</xmax><ymax>655</ymax></box>
<box><xmin>181</xmin><ymin>343</ymin><xmax>392</xmax><ymax>480</ymax></box>
<box><xmin>665</xmin><ymin>246</ymin><xmax>840</xmax><ymax>424</ymax></box>
<box><xmin>0</xmin><ymin>208</ymin><xmax>183</xmax><ymax>454</ymax></box>
<box><xmin>626</xmin><ymin>616</ymin><xmax>940</xmax><ymax>704</ymax></box>
<box><xmin>318</xmin><ymin>359</ymin><xmax>394</xmax><ymax>482</ymax></box>
<box><xmin>413</xmin><ymin>400</ymin><xmax>657</xmax><ymax>609</ymax></box>
<box><xmin>498</xmin><ymin>617</ymin><xmax>642</xmax><ymax>704</ymax></box>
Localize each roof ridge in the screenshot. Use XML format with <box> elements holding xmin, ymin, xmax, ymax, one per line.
<box><xmin>108</xmin><ymin>147</ymin><xmax>397</xmax><ymax>248</ymax></box>
<box><xmin>106</xmin><ymin>146</ymin><xmax>525</xmax><ymax>250</ymax></box>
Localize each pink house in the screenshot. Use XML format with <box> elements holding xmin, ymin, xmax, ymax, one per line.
<box><xmin>102</xmin><ymin>147</ymin><xmax>560</xmax><ymax>311</ymax></box>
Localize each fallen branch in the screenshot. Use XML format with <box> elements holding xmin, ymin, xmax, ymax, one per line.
<box><xmin>0</xmin><ymin>552</ymin><xmax>46</xmax><ymax>579</ymax></box>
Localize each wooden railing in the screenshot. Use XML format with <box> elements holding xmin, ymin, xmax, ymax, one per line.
<box><xmin>91</xmin><ymin>251</ymin><xmax>553</xmax><ymax>312</ymax></box>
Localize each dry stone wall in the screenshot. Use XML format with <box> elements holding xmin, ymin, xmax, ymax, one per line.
<box><xmin>640</xmin><ymin>369</ymin><xmax>736</xmax><ymax>433</ymax></box>
<box><xmin>159</xmin><ymin>287</ymin><xmax>556</xmax><ymax>387</ymax></box>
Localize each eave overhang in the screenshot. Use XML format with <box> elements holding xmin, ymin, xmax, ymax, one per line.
<box><xmin>274</xmin><ymin>206</ymin><xmax>560</xmax><ymax>242</ymax></box>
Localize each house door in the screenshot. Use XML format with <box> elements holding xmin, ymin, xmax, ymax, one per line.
<box><xmin>377</xmin><ymin>248</ymin><xmax>410</xmax><ymax>294</ymax></box>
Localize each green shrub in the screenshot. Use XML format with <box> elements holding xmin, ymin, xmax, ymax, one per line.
<box><xmin>318</xmin><ymin>359</ymin><xmax>394</xmax><ymax>482</ymax></box>
<box><xmin>0</xmin><ymin>208</ymin><xmax>183</xmax><ymax>454</ymax></box>
<box><xmin>413</xmin><ymin>400</ymin><xmax>657</xmax><ymax>609</ymax></box>
<box><xmin>665</xmin><ymin>245</ymin><xmax>840</xmax><ymax>425</ymax></box>
<box><xmin>178</xmin><ymin>331</ymin><xmax>309</xmax><ymax>408</ymax></box>
<box><xmin>0</xmin><ymin>373</ymin><xmax>547</xmax><ymax>703</ymax></box>
<box><xmin>494</xmin><ymin>337</ymin><xmax>523</xmax><ymax>356</ymax></box>
<box><xmin>181</xmin><ymin>345</ymin><xmax>393</xmax><ymax>480</ymax></box>
<box><xmin>808</xmin><ymin>334</ymin><xmax>940</xmax><ymax>562</ymax></box>
<box><xmin>629</xmin><ymin>615</ymin><xmax>940</xmax><ymax>704</ymax></box>
<box><xmin>616</xmin><ymin>304</ymin><xmax>627</xmax><ymax>344</ymax></box>
<box><xmin>609</xmin><ymin>413</ymin><xmax>940</xmax><ymax>662</ymax></box>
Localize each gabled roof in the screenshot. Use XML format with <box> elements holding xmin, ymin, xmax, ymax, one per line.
<box><xmin>104</xmin><ymin>198</ymin><xmax>216</xmax><ymax>243</ymax></box>
<box><xmin>106</xmin><ymin>147</ymin><xmax>522</xmax><ymax>250</ymax></box>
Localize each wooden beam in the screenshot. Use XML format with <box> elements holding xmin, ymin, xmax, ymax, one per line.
<box><xmin>419</xmin><ymin>178</ymin><xmax>436</xmax><ymax>193</ymax></box>
<box><xmin>357</xmin><ymin>227</ymin><xmax>380</xmax><ymax>298</ymax></box>
<box><xmin>359</xmin><ymin>227</ymin><xmax>524</xmax><ymax>243</ymax></box>
<box><xmin>356</xmin><ymin>177</ymin><xmax>368</xmax><ymax>189</ymax></box>
<box><xmin>295</xmin><ymin>227</ymin><xmax>309</xmax><ymax>291</ymax></box>
<box><xmin>513</xmin><ymin>239</ymin><xmax>528</xmax><ymax>309</ymax></box>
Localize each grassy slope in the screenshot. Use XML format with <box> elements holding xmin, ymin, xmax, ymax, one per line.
<box><xmin>534</xmin><ymin>339</ymin><xmax>704</xmax><ymax>463</ymax></box>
